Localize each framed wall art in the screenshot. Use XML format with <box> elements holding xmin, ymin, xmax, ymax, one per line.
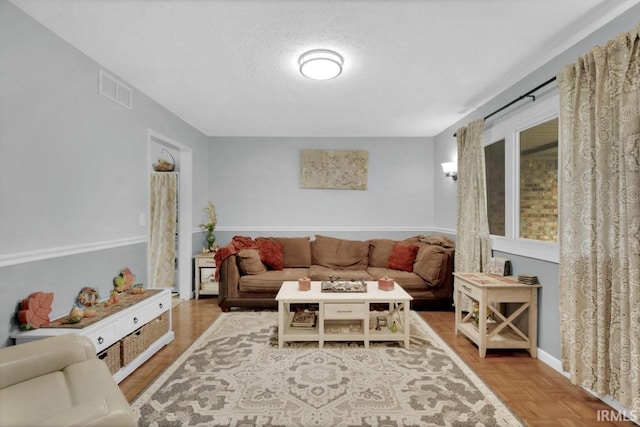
<box><xmin>299</xmin><ymin>149</ymin><xmax>368</xmax><ymax>190</ymax></box>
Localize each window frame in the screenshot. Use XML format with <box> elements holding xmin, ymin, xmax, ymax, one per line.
<box><xmin>483</xmin><ymin>94</ymin><xmax>559</xmax><ymax>263</ymax></box>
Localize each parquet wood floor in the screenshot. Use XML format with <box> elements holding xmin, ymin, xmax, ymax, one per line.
<box><xmin>119</xmin><ymin>298</ymin><xmax>635</xmax><ymax>426</ymax></box>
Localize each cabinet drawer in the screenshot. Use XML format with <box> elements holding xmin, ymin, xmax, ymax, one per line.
<box><xmin>199</xmin><ymin>257</ymin><xmax>216</xmax><ymax>267</ymax></box>
<box><xmin>458</xmin><ymin>282</ymin><xmax>482</xmax><ymax>300</ymax></box>
<box><xmin>147</xmin><ymin>294</ymin><xmax>171</xmax><ymax>318</ymax></box>
<box><xmin>119</xmin><ymin>308</ymin><xmax>148</xmax><ymax>337</ymax></box>
<box><xmin>86</xmin><ymin>323</ymin><xmax>119</xmax><ymax>353</ymax></box>
<box><xmin>324</xmin><ymin>303</ymin><xmax>364</xmax><ymax>319</ymax></box>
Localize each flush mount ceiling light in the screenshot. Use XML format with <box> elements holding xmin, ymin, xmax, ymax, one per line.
<box><xmin>299</xmin><ymin>49</ymin><xmax>343</xmax><ymax>80</ymax></box>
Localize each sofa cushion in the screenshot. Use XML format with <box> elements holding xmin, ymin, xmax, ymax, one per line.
<box><xmin>236</xmin><ymin>249</ymin><xmax>268</xmax><ymax>275</ymax></box>
<box><xmin>418</xmin><ymin>234</ymin><xmax>455</xmax><ymax>249</ymax></box>
<box><xmin>309</xmin><ymin>265</ymin><xmax>373</xmax><ymax>282</ymax></box>
<box><xmin>413</xmin><ymin>243</ymin><xmax>449</xmax><ymax>287</ymax></box>
<box><xmin>0</xmin><ymin>371</ymin><xmax>73</xmax><ymax>426</ymax></box>
<box><xmin>311</xmin><ymin>235</ymin><xmax>370</xmax><ymax>270</ymax></box>
<box><xmin>367</xmin><ymin>239</ymin><xmax>396</xmax><ymax>268</ymax></box>
<box><xmin>239</xmin><ymin>268</ymin><xmax>310</xmax><ymax>292</ymax></box>
<box><xmin>265</xmin><ymin>237</ymin><xmax>311</xmax><ymax>268</ymax></box>
<box><xmin>256</xmin><ymin>238</ymin><xmax>284</xmax><ymax>270</ymax></box>
<box><xmin>386</xmin><ymin>242</ymin><xmax>420</xmax><ymax>272</ymax></box>
<box><xmin>367</xmin><ymin>267</ymin><xmax>427</xmax><ymax>289</ymax></box>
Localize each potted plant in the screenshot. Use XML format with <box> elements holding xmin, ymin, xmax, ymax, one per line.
<box><xmin>200</xmin><ymin>201</ymin><xmax>218</xmax><ymax>252</ymax></box>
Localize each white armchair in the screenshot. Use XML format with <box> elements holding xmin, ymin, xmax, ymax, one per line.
<box><xmin>0</xmin><ymin>334</ymin><xmax>136</xmax><ymax>427</ymax></box>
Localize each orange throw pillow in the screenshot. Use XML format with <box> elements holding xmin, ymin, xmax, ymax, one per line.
<box><xmin>386</xmin><ymin>242</ymin><xmax>420</xmax><ymax>272</ymax></box>
<box><xmin>256</xmin><ymin>238</ymin><xmax>284</xmax><ymax>270</ymax></box>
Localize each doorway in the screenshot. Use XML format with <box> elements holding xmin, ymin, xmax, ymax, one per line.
<box><xmin>148</xmin><ymin>130</ymin><xmax>193</xmax><ymax>300</ymax></box>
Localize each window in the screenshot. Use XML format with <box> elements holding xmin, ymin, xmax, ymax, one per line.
<box><xmin>483</xmin><ymin>94</ymin><xmax>559</xmax><ymax>262</ymax></box>
<box><xmin>485</xmin><ymin>139</ymin><xmax>505</xmax><ymax>236</ymax></box>
<box><xmin>519</xmin><ymin>118</ymin><xmax>558</xmax><ymax>242</ymax></box>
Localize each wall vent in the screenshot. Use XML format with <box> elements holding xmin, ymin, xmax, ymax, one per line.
<box><xmin>99</xmin><ymin>70</ymin><xmax>132</xmax><ymax>109</ymax></box>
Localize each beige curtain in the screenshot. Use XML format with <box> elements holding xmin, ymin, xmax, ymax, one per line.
<box><xmin>455</xmin><ymin>118</ymin><xmax>492</xmax><ymax>309</ymax></box>
<box><xmin>149</xmin><ymin>173</ymin><xmax>177</xmax><ymax>289</ymax></box>
<box><xmin>558</xmin><ymin>24</ymin><xmax>640</xmax><ymax>413</ymax></box>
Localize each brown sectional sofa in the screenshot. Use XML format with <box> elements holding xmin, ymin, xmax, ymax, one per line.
<box><xmin>217</xmin><ymin>234</ymin><xmax>454</xmax><ymax>311</ymax></box>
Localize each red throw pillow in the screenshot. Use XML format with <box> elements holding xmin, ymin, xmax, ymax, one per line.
<box><xmin>386</xmin><ymin>242</ymin><xmax>420</xmax><ymax>272</ymax></box>
<box><xmin>256</xmin><ymin>238</ymin><xmax>284</xmax><ymax>270</ymax></box>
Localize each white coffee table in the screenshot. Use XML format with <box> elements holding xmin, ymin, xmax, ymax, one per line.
<box><xmin>275</xmin><ymin>281</ymin><xmax>413</xmax><ymax>349</ymax></box>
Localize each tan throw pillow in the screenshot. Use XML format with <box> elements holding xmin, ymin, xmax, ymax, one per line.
<box><xmin>237</xmin><ymin>249</ymin><xmax>267</xmax><ymax>275</ymax></box>
<box><xmin>386</xmin><ymin>242</ymin><xmax>420</xmax><ymax>272</ymax></box>
<box><xmin>412</xmin><ymin>244</ymin><xmax>448</xmax><ymax>286</ymax></box>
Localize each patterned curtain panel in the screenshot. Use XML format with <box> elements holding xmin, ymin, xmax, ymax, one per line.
<box><xmin>455</xmin><ymin>118</ymin><xmax>492</xmax><ymax>310</ymax></box>
<box><xmin>149</xmin><ymin>173</ymin><xmax>177</xmax><ymax>289</ymax></box>
<box><xmin>557</xmin><ymin>24</ymin><xmax>640</xmax><ymax>413</ymax></box>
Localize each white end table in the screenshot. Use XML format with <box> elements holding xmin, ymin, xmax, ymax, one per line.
<box><xmin>194</xmin><ymin>253</ymin><xmax>218</xmax><ymax>299</ymax></box>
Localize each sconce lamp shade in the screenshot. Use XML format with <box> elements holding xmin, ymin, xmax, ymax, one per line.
<box><xmin>299</xmin><ymin>49</ymin><xmax>343</xmax><ymax>80</ymax></box>
<box><xmin>441</xmin><ymin>162</ymin><xmax>458</xmax><ymax>181</ymax></box>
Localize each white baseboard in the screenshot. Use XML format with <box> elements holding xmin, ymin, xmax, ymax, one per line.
<box><xmin>537</xmin><ymin>347</ymin><xmax>568</xmax><ymax>377</ymax></box>
<box><xmin>537</xmin><ymin>347</ymin><xmax>639</xmax><ymax>425</ymax></box>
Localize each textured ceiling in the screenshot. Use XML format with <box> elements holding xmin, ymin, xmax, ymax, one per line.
<box><xmin>9</xmin><ymin>0</ymin><xmax>640</xmax><ymax>137</ymax></box>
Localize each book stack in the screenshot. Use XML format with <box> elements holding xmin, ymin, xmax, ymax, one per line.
<box><xmin>518</xmin><ymin>274</ymin><xmax>539</xmax><ymax>285</ymax></box>
<box><xmin>290</xmin><ymin>311</ymin><xmax>316</xmax><ymax>328</ymax></box>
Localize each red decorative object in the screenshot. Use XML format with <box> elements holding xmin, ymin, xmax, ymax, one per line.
<box><xmin>386</xmin><ymin>242</ymin><xmax>420</xmax><ymax>272</ymax></box>
<box><xmin>18</xmin><ymin>292</ymin><xmax>54</xmax><ymax>330</ymax></box>
<box><xmin>378</xmin><ymin>277</ymin><xmax>395</xmax><ymax>291</ymax></box>
<box><xmin>257</xmin><ymin>238</ymin><xmax>284</xmax><ymax>270</ymax></box>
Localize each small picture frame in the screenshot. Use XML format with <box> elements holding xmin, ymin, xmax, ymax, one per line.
<box><xmin>488</xmin><ymin>257</ymin><xmax>511</xmax><ymax>276</ymax></box>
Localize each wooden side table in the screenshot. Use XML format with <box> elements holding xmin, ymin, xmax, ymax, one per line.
<box><xmin>194</xmin><ymin>253</ymin><xmax>218</xmax><ymax>299</ymax></box>
<box><xmin>453</xmin><ymin>272</ymin><xmax>541</xmax><ymax>358</ymax></box>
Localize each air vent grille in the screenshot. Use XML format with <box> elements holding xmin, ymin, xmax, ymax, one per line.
<box><xmin>99</xmin><ymin>70</ymin><xmax>132</xmax><ymax>109</ymax></box>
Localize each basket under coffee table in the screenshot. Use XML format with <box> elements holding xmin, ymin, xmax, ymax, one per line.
<box><xmin>275</xmin><ymin>280</ymin><xmax>413</xmax><ymax>349</ymax></box>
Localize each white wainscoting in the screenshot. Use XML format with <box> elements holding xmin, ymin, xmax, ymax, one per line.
<box><xmin>0</xmin><ymin>236</ymin><xmax>147</xmax><ymax>267</ymax></box>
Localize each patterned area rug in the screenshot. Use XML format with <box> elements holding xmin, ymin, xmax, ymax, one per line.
<box><xmin>132</xmin><ymin>312</ymin><xmax>523</xmax><ymax>426</ymax></box>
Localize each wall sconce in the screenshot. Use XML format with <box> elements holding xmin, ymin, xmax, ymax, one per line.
<box><xmin>441</xmin><ymin>162</ymin><xmax>457</xmax><ymax>181</ymax></box>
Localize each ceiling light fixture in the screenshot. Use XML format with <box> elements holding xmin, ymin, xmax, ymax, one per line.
<box><xmin>299</xmin><ymin>49</ymin><xmax>343</xmax><ymax>80</ymax></box>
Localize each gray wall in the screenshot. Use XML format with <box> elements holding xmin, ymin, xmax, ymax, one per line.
<box><xmin>0</xmin><ymin>2</ymin><xmax>210</xmax><ymax>347</ymax></box>
<box><xmin>493</xmin><ymin>251</ymin><xmax>560</xmax><ymax>357</ymax></box>
<box><xmin>208</xmin><ymin>136</ymin><xmax>435</xmax><ymax>244</ymax></box>
<box><xmin>432</xmin><ymin>5</ymin><xmax>640</xmax><ymax>361</ymax></box>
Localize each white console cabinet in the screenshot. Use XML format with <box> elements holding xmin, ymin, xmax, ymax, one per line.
<box><xmin>12</xmin><ymin>288</ymin><xmax>174</xmax><ymax>383</ymax></box>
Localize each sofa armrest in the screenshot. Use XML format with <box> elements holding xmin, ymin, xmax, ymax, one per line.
<box><xmin>0</xmin><ymin>334</ymin><xmax>96</xmax><ymax>389</ymax></box>
<box><xmin>218</xmin><ymin>254</ymin><xmax>241</xmax><ymax>304</ymax></box>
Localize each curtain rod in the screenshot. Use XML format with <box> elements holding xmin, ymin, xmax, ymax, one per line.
<box><xmin>453</xmin><ymin>76</ymin><xmax>557</xmax><ymax>137</ymax></box>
